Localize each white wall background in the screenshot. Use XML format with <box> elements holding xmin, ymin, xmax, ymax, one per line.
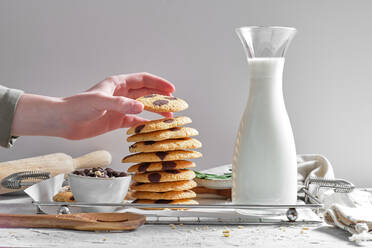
<box><xmin>1</xmin><ymin>0</ymin><xmax>371</xmax><ymax>186</ymax></box>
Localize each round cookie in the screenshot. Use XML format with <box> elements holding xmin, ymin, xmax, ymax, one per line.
<box><xmin>132</xmin><ymin>198</ymin><xmax>199</xmax><ymax>210</ymax></box>
<box><xmin>131</xmin><ymin>180</ymin><xmax>197</xmax><ymax>192</ymax></box>
<box><xmin>136</xmin><ymin>94</ymin><xmax>188</xmax><ymax>113</ymax></box>
<box><xmin>127</xmin><ymin>160</ymin><xmax>195</xmax><ymax>173</ymax></box>
<box><xmin>53</xmin><ymin>191</ymin><xmax>75</xmax><ymax>202</ymax></box>
<box><xmin>132</xmin><ymin>198</ymin><xmax>198</xmax><ymax>210</ymax></box>
<box><xmin>133</xmin><ymin>169</ymin><xmax>195</xmax><ymax>183</ymax></box>
<box><xmin>122</xmin><ymin>150</ymin><xmax>202</xmax><ymax>163</ymax></box>
<box><xmin>133</xmin><ymin>190</ymin><xmax>196</xmax><ymax>200</ymax></box>
<box><xmin>127</xmin><ymin>127</ymin><xmax>198</xmax><ymax>142</ymax></box>
<box><xmin>129</xmin><ymin>138</ymin><xmax>202</xmax><ymax>153</ymax></box>
<box><xmin>132</xmin><ymin>199</ymin><xmax>198</xmax><ymax>205</ymax></box>
<box><xmin>127</xmin><ymin>116</ymin><xmax>192</xmax><ymax>135</ymax></box>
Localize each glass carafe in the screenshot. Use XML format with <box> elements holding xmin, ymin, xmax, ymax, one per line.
<box><xmin>232</xmin><ymin>26</ymin><xmax>297</xmax><ymax>204</ymax></box>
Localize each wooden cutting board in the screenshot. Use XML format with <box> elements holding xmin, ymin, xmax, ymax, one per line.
<box><xmin>0</xmin><ymin>212</ymin><xmax>145</xmax><ymax>231</ymax></box>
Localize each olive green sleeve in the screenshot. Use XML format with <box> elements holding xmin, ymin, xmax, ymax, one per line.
<box><xmin>0</xmin><ymin>85</ymin><xmax>24</xmax><ymax>148</ymax></box>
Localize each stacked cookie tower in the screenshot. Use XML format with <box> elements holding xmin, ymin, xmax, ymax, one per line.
<box><xmin>122</xmin><ymin>94</ymin><xmax>202</xmax><ymax>206</ymax></box>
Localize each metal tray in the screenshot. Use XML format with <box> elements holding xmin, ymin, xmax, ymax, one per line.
<box><xmin>31</xmin><ymin>176</ymin><xmax>358</xmax><ymax>226</ymax></box>
<box><xmin>33</xmin><ymin>189</ymin><xmax>324</xmax><ymax>226</ymax></box>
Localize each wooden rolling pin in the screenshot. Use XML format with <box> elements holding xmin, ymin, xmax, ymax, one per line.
<box><xmin>0</xmin><ymin>150</ymin><xmax>112</xmax><ymax>194</ymax></box>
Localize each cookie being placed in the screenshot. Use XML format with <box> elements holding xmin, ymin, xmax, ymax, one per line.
<box><xmin>133</xmin><ymin>169</ymin><xmax>195</xmax><ymax>183</ymax></box>
<box><xmin>127</xmin><ymin>127</ymin><xmax>198</xmax><ymax>142</ymax></box>
<box><xmin>136</xmin><ymin>94</ymin><xmax>188</xmax><ymax>113</ymax></box>
<box><xmin>133</xmin><ymin>190</ymin><xmax>196</xmax><ymax>200</ymax></box>
<box><xmin>129</xmin><ymin>138</ymin><xmax>202</xmax><ymax>153</ymax></box>
<box><xmin>122</xmin><ymin>150</ymin><xmax>202</xmax><ymax>163</ymax></box>
<box><xmin>53</xmin><ymin>191</ymin><xmax>75</xmax><ymax>202</ymax></box>
<box><xmin>131</xmin><ymin>180</ymin><xmax>197</xmax><ymax>192</ymax></box>
<box><xmin>127</xmin><ymin>160</ymin><xmax>195</xmax><ymax>173</ymax></box>
<box><xmin>127</xmin><ymin>116</ymin><xmax>192</xmax><ymax>135</ymax></box>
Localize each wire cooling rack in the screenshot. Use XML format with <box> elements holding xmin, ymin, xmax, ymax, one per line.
<box><xmin>33</xmin><ymin>199</ymin><xmax>323</xmax><ymax>225</ymax></box>
<box><xmin>32</xmin><ymin>177</ymin><xmax>357</xmax><ymax>226</ymax></box>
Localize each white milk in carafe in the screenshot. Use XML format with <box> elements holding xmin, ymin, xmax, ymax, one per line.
<box><xmin>232</xmin><ymin>58</ymin><xmax>297</xmax><ymax>204</ymax></box>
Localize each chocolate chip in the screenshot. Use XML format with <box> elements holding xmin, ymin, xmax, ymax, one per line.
<box><xmin>165</xmin><ymin>169</ymin><xmax>181</xmax><ymax>174</ymax></box>
<box><xmin>153</xmin><ymin>99</ymin><xmax>169</xmax><ymax>106</ymax></box>
<box><xmin>138</xmin><ymin>162</ymin><xmax>151</xmax><ymax>172</ymax></box>
<box><xmin>169</xmin><ymin>127</ymin><xmax>181</xmax><ymax>131</ymax></box>
<box><xmin>165</xmin><ymin>96</ymin><xmax>177</xmax><ymax>100</ymax></box>
<box><xmin>143</xmin><ymin>94</ymin><xmax>156</xmax><ymax>98</ymax></box>
<box><xmin>148</xmin><ymin>173</ymin><xmax>161</xmax><ymax>182</ymax></box>
<box><xmin>163</xmin><ymin>119</ymin><xmax>174</xmax><ymax>123</ymax></box>
<box><xmin>155</xmin><ymin>199</ymin><xmax>173</xmax><ymax>204</ymax></box>
<box><xmin>130</xmin><ymin>144</ymin><xmax>137</xmax><ymax>149</ymax></box>
<box><xmin>162</xmin><ymin>161</ymin><xmax>177</xmax><ymax>170</ymax></box>
<box><xmin>135</xmin><ymin>124</ymin><xmax>145</xmax><ymax>134</ymax></box>
<box><xmin>144</xmin><ymin>141</ymin><xmax>156</xmax><ymax>145</ymax></box>
<box><xmin>135</xmin><ymin>182</ymin><xmax>145</xmax><ymax>186</ymax></box>
<box><xmin>155</xmin><ymin>152</ymin><xmax>168</xmax><ymax>160</ymax></box>
<box><xmin>70</xmin><ymin>196</ymin><xmax>75</xmax><ymax>201</ymax></box>
<box><xmin>118</xmin><ymin>172</ymin><xmax>128</xmax><ymax>177</ymax></box>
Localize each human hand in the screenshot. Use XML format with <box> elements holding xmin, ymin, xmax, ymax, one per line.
<box><xmin>11</xmin><ymin>72</ymin><xmax>175</xmax><ymax>140</ymax></box>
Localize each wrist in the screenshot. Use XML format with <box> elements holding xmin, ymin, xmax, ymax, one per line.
<box><xmin>11</xmin><ymin>93</ymin><xmax>65</xmax><ymax>137</ymax></box>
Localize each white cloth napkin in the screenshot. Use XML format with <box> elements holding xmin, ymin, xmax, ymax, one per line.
<box><xmin>298</xmin><ymin>154</ymin><xmax>372</xmax><ymax>245</ymax></box>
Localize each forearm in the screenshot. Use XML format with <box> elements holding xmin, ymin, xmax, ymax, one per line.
<box><xmin>11</xmin><ymin>94</ymin><xmax>65</xmax><ymax>137</ymax></box>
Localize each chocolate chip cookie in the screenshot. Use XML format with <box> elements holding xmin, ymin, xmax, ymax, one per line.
<box><xmin>130</xmin><ymin>180</ymin><xmax>197</xmax><ymax>192</ymax></box>
<box><xmin>136</xmin><ymin>94</ymin><xmax>188</xmax><ymax>112</ymax></box>
<box><xmin>133</xmin><ymin>190</ymin><xmax>196</xmax><ymax>200</ymax></box>
<box><xmin>122</xmin><ymin>150</ymin><xmax>202</xmax><ymax>163</ymax></box>
<box><xmin>127</xmin><ymin>160</ymin><xmax>195</xmax><ymax>173</ymax></box>
<box><xmin>132</xmin><ymin>198</ymin><xmax>199</xmax><ymax>209</ymax></box>
<box><xmin>127</xmin><ymin>127</ymin><xmax>198</xmax><ymax>142</ymax></box>
<box><xmin>127</xmin><ymin>116</ymin><xmax>192</xmax><ymax>135</ymax></box>
<box><xmin>129</xmin><ymin>138</ymin><xmax>202</xmax><ymax>153</ymax></box>
<box><xmin>133</xmin><ymin>169</ymin><xmax>195</xmax><ymax>183</ymax></box>
<box><xmin>53</xmin><ymin>191</ymin><xmax>75</xmax><ymax>202</ymax></box>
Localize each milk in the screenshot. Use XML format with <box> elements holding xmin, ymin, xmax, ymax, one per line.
<box><xmin>232</xmin><ymin>58</ymin><xmax>297</xmax><ymax>204</ymax></box>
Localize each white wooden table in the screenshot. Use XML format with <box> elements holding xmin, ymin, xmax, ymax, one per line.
<box><xmin>0</xmin><ymin>195</ymin><xmax>355</xmax><ymax>248</ymax></box>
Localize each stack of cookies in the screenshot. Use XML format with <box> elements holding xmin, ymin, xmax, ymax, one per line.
<box><xmin>122</xmin><ymin>94</ymin><xmax>202</xmax><ymax>207</ymax></box>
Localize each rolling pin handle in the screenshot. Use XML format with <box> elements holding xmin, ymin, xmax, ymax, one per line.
<box><xmin>73</xmin><ymin>150</ymin><xmax>112</xmax><ymax>169</ymax></box>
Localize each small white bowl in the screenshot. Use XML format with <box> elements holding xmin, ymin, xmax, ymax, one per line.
<box><xmin>68</xmin><ymin>173</ymin><xmax>131</xmax><ymax>212</ymax></box>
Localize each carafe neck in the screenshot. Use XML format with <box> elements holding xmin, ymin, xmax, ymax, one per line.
<box><xmin>247</xmin><ymin>58</ymin><xmax>285</xmax><ymax>101</ymax></box>
<box><xmin>248</xmin><ymin>58</ymin><xmax>284</xmax><ymax>79</ymax></box>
